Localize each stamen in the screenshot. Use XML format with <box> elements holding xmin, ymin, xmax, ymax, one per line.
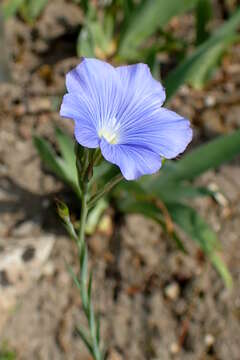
<box><xmin>98</xmin><ymin>117</ymin><xmax>120</xmax><ymax>145</ymax></box>
<box><xmin>99</xmin><ymin>128</ymin><xmax>118</xmax><ymax>144</ymax></box>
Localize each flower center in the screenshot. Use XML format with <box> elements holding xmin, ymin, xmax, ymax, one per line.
<box><xmin>99</xmin><ymin>128</ymin><xmax>118</xmax><ymax>144</ymax></box>
<box><xmin>98</xmin><ymin>117</ymin><xmax>120</xmax><ymax>145</ymax></box>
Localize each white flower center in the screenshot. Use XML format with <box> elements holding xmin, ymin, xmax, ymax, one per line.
<box><xmin>98</xmin><ymin>117</ymin><xmax>120</xmax><ymax>145</ymax></box>
<box><xmin>99</xmin><ymin>128</ymin><xmax>118</xmax><ymax>144</ymax></box>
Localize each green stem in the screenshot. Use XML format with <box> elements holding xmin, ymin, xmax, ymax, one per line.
<box><xmin>78</xmin><ymin>181</ymin><xmax>103</xmax><ymax>360</ymax></box>
<box><xmin>88</xmin><ymin>173</ymin><xmax>123</xmax><ymax>209</ymax></box>
<box><xmin>78</xmin><ymin>182</ymin><xmax>88</xmax><ymax>249</ymax></box>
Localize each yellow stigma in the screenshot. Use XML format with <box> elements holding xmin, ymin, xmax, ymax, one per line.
<box><xmin>99</xmin><ymin>128</ymin><xmax>118</xmax><ymax>144</ymax></box>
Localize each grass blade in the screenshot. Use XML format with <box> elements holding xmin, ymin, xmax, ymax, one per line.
<box><xmin>167</xmin><ymin>202</ymin><xmax>232</xmax><ymax>287</ymax></box>
<box><xmin>154</xmin><ymin>130</ymin><xmax>240</xmax><ymax>187</ymax></box>
<box><xmin>118</xmin><ymin>0</ymin><xmax>198</xmax><ymax>59</ymax></box>
<box><xmin>165</xmin><ymin>7</ymin><xmax>240</xmax><ymax>99</ymax></box>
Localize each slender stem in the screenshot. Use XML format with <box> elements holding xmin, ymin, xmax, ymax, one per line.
<box><xmin>77</xmin><ymin>180</ymin><xmax>102</xmax><ymax>360</ymax></box>
<box><xmin>88</xmin><ymin>173</ymin><xmax>123</xmax><ymax>209</ymax></box>
<box><xmin>78</xmin><ymin>182</ymin><xmax>88</xmax><ymax>249</ymax></box>
<box><xmin>64</xmin><ymin>220</ymin><xmax>78</xmax><ymax>243</ymax></box>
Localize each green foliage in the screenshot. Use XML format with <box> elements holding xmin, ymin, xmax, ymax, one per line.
<box><xmin>77</xmin><ymin>3</ymin><xmax>115</xmax><ymax>59</ymax></box>
<box><xmin>34</xmin><ymin>128</ymin><xmax>240</xmax><ymax>287</ymax></box>
<box><xmin>148</xmin><ymin>129</ymin><xmax>240</xmax><ymax>187</ymax></box>
<box><xmin>0</xmin><ymin>352</ymin><xmax>15</xmax><ymax>360</ymax></box>
<box><xmin>77</xmin><ymin>14</ymin><xmax>114</xmax><ymax>59</ymax></box>
<box><xmin>20</xmin><ymin>0</ymin><xmax>48</xmax><ymax>22</ymax></box>
<box><xmin>0</xmin><ymin>344</ymin><xmax>16</xmax><ymax>360</ymax></box>
<box><xmin>165</xmin><ymin>7</ymin><xmax>240</xmax><ymax>98</ymax></box>
<box><xmin>67</xmin><ymin>253</ymin><xmax>104</xmax><ymax>359</ymax></box>
<box><xmin>61</xmin><ymin>147</ymin><xmax>106</xmax><ymax>360</ymax></box>
<box><xmin>118</xmin><ymin>0</ymin><xmax>199</xmax><ymax>60</ymax></box>
<box><xmin>85</xmin><ymin>198</ymin><xmax>108</xmax><ymax>235</ymax></box>
<box><xmin>2</xmin><ymin>0</ymin><xmax>25</xmax><ymax>19</ymax></box>
<box><xmin>33</xmin><ymin>128</ymin><xmax>79</xmax><ymax>197</ymax></box>
<box><xmin>3</xmin><ymin>0</ymin><xmax>48</xmax><ymax>21</ymax></box>
<box><xmin>3</xmin><ymin>0</ymin><xmax>240</xmax><ymax>93</ymax></box>
<box><xmin>188</xmin><ymin>34</ymin><xmax>237</xmax><ymax>89</ymax></box>
<box><xmin>113</xmin><ymin>129</ymin><xmax>240</xmax><ymax>287</ymax></box>
<box><xmin>167</xmin><ymin>203</ymin><xmax>232</xmax><ymax>288</ymax></box>
<box><xmin>195</xmin><ymin>0</ymin><xmax>213</xmax><ymax>45</ymax></box>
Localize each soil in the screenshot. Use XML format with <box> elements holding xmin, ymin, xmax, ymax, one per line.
<box><xmin>0</xmin><ymin>2</ymin><xmax>240</xmax><ymax>359</ymax></box>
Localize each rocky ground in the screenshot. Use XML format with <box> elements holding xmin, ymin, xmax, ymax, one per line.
<box><xmin>0</xmin><ymin>1</ymin><xmax>240</xmax><ymax>359</ymax></box>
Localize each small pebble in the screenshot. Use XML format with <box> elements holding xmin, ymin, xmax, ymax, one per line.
<box><xmin>208</xmin><ymin>183</ymin><xmax>229</xmax><ymax>207</ymax></box>
<box><xmin>205</xmin><ymin>95</ymin><xmax>216</xmax><ymax>107</ymax></box>
<box><xmin>170</xmin><ymin>342</ymin><xmax>180</xmax><ymax>355</ymax></box>
<box><xmin>205</xmin><ymin>333</ymin><xmax>215</xmax><ymax>347</ymax></box>
<box><xmin>164</xmin><ymin>282</ymin><xmax>180</xmax><ymax>301</ymax></box>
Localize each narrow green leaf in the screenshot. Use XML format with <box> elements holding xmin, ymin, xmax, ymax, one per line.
<box><xmin>165</xmin><ymin>7</ymin><xmax>240</xmax><ymax>99</ymax></box>
<box><xmin>154</xmin><ymin>130</ymin><xmax>240</xmax><ymax>187</ymax></box>
<box><xmin>55</xmin><ymin>127</ymin><xmax>75</xmax><ymax>166</ymax></box>
<box><xmin>77</xmin><ymin>11</ymin><xmax>114</xmax><ymax>59</ymax></box>
<box><xmin>33</xmin><ymin>135</ymin><xmax>80</xmax><ymax>197</ymax></box>
<box><xmin>119</xmin><ymin>0</ymin><xmax>198</xmax><ymax>59</ymax></box>
<box><xmin>195</xmin><ymin>0</ymin><xmax>212</xmax><ymax>45</ymax></box>
<box><xmin>55</xmin><ymin>127</ymin><xmax>78</xmax><ymax>184</ymax></box>
<box><xmin>96</xmin><ymin>315</ymin><xmax>101</xmax><ymax>345</ymax></box>
<box><xmin>80</xmin><ymin>241</ymin><xmax>88</xmax><ymax>293</ymax></box>
<box><xmin>22</xmin><ymin>0</ymin><xmax>48</xmax><ymax>20</ymax></box>
<box><xmin>88</xmin><ymin>271</ymin><xmax>93</xmax><ymax>302</ymax></box>
<box><xmin>77</xmin><ymin>25</ymin><xmax>95</xmax><ymax>58</ymax></box>
<box><xmin>18</xmin><ymin>0</ymin><xmax>48</xmax><ymax>23</ymax></box>
<box><xmin>72</xmin><ymin>0</ymin><xmax>88</xmax><ymax>11</ymax></box>
<box><xmin>2</xmin><ymin>0</ymin><xmax>25</xmax><ymax>19</ymax></box>
<box><xmin>210</xmin><ymin>252</ymin><xmax>233</xmax><ymax>289</ymax></box>
<box><xmin>167</xmin><ymin>203</ymin><xmax>232</xmax><ymax>287</ymax></box>
<box><xmin>146</xmin><ymin>50</ymin><xmax>160</xmax><ymax>80</ymax></box>
<box><xmin>85</xmin><ymin>198</ymin><xmax>108</xmax><ymax>235</ymax></box>
<box><xmin>89</xmin><ymin>301</ymin><xmax>95</xmax><ymax>335</ymax></box>
<box><xmin>188</xmin><ymin>34</ymin><xmax>238</xmax><ymax>89</ymax></box>
<box><xmin>167</xmin><ymin>203</ymin><xmax>218</xmax><ymax>251</ymax></box>
<box><xmin>142</xmin><ymin>181</ymin><xmax>213</xmax><ymax>203</ymax></box>
<box><xmin>76</xmin><ymin>326</ymin><xmax>94</xmax><ymax>356</ymax></box>
<box><xmin>121</xmin><ymin>0</ymin><xmax>135</xmax><ymax>19</ymax></box>
<box><xmin>66</xmin><ymin>264</ymin><xmax>81</xmax><ymax>291</ymax></box>
<box><xmin>33</xmin><ymin>135</ymin><xmax>68</xmax><ymax>181</ymax></box>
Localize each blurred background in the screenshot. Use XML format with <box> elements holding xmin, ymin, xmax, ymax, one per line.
<box><xmin>0</xmin><ymin>0</ymin><xmax>240</xmax><ymax>359</ymax></box>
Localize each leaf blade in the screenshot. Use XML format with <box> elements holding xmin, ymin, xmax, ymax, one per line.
<box><xmin>118</xmin><ymin>0</ymin><xmax>198</xmax><ymax>59</ymax></box>
<box><xmin>154</xmin><ymin>130</ymin><xmax>240</xmax><ymax>187</ymax></box>
<box><xmin>165</xmin><ymin>7</ymin><xmax>240</xmax><ymax>99</ymax></box>
<box><xmin>167</xmin><ymin>202</ymin><xmax>232</xmax><ymax>287</ymax></box>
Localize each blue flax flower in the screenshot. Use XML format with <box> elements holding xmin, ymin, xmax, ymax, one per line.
<box><xmin>60</xmin><ymin>58</ymin><xmax>192</xmax><ymax>180</ymax></box>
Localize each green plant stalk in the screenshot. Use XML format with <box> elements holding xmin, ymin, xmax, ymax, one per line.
<box><xmin>77</xmin><ymin>179</ymin><xmax>103</xmax><ymax>360</ymax></box>
<box><xmin>88</xmin><ymin>173</ymin><xmax>123</xmax><ymax>208</ymax></box>
<box><xmin>78</xmin><ymin>181</ymin><xmax>88</xmax><ymax>251</ymax></box>
<box><xmin>59</xmin><ymin>147</ymin><xmax>124</xmax><ymax>359</ymax></box>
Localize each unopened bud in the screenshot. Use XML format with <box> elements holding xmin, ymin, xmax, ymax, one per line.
<box><xmin>56</xmin><ymin>199</ymin><xmax>70</xmax><ymax>222</ymax></box>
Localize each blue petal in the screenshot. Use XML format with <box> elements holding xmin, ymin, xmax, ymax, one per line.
<box><xmin>60</xmin><ymin>59</ymin><xmax>192</xmax><ymax>167</ymax></box>
<box><xmin>60</xmin><ymin>93</ymin><xmax>99</xmax><ymax>147</ymax></box>
<box><xmin>118</xmin><ymin>107</ymin><xmax>192</xmax><ymax>159</ymax></box>
<box><xmin>116</xmin><ymin>63</ymin><xmax>166</xmax><ymax>105</ymax></box>
<box><xmin>64</xmin><ymin>58</ymin><xmax>122</xmax><ymax>132</ymax></box>
<box><xmin>74</xmin><ymin>122</ymin><xmax>99</xmax><ymax>148</ymax></box>
<box><xmin>115</xmin><ymin>63</ymin><xmax>166</xmax><ymax>127</ymax></box>
<box><xmin>100</xmin><ymin>138</ymin><xmax>162</xmax><ymax>180</ymax></box>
